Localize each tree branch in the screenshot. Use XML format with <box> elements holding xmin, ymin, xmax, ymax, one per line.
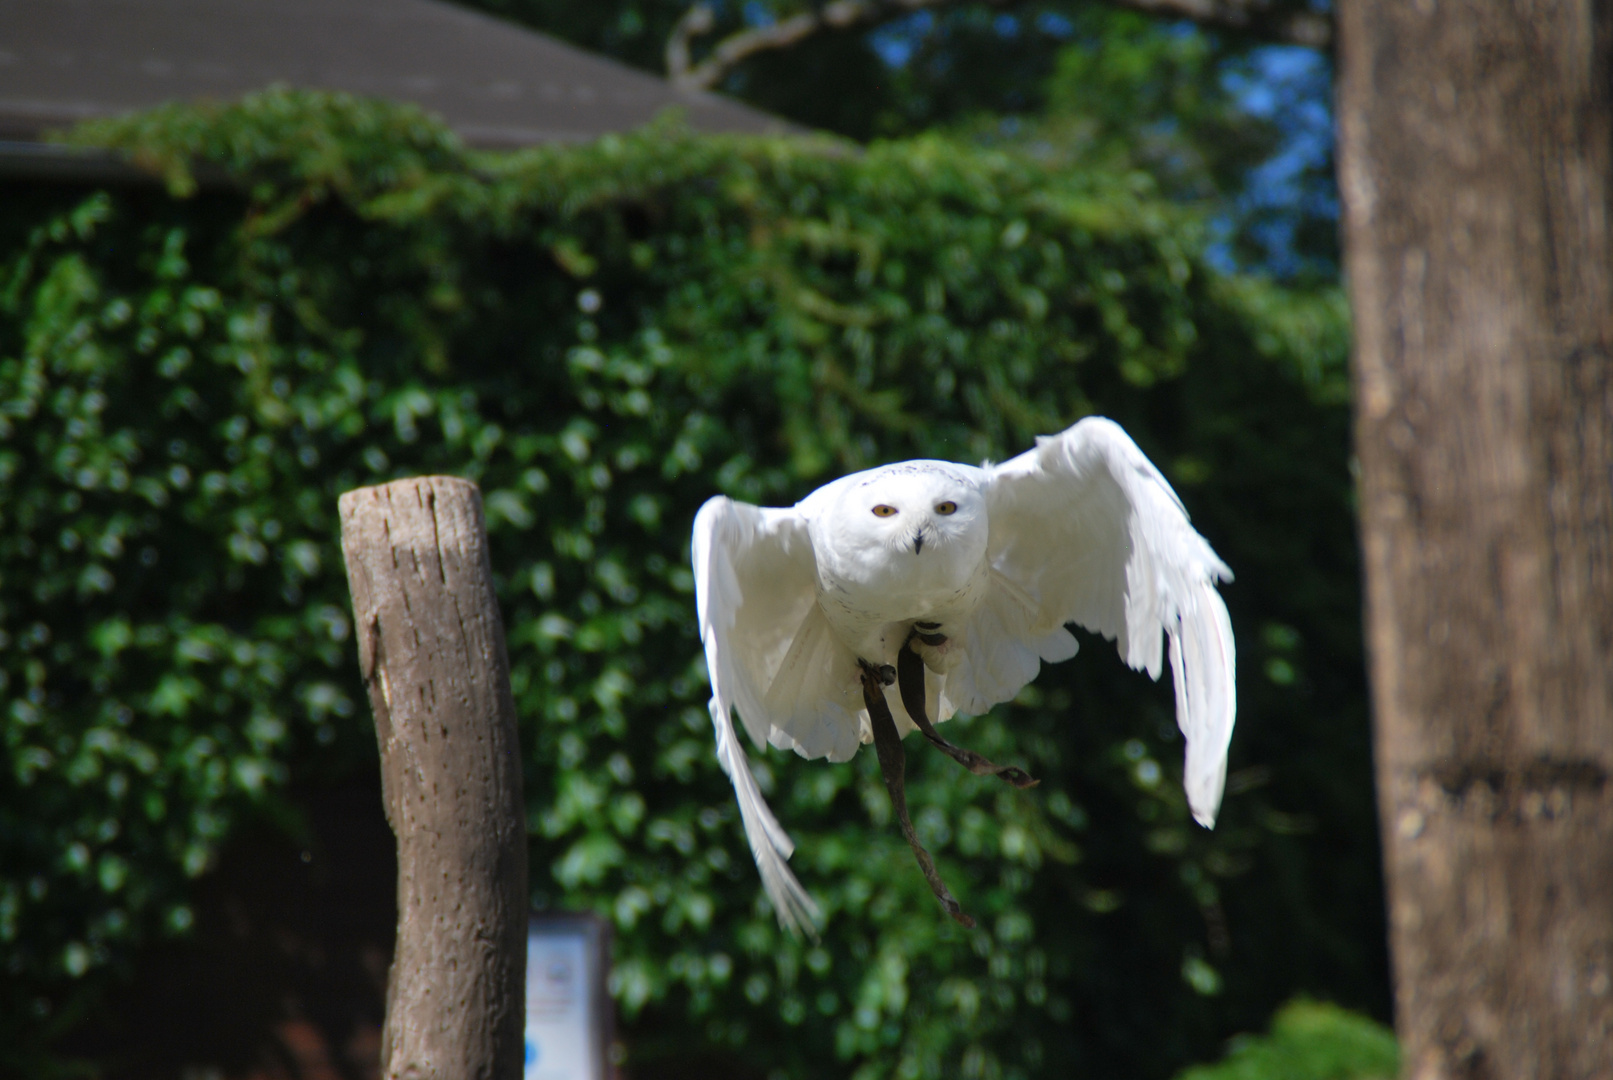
<box><xmin>1118</xmin><ymin>0</ymin><xmax>1331</xmax><ymax>47</ymax></box>
<box><xmin>666</xmin><ymin>0</ymin><xmax>1331</xmax><ymax>91</ymax></box>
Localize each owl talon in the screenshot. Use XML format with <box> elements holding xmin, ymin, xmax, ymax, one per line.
<box><xmin>857</xmin><ymin>658</ymin><xmax>897</xmax><ymax>686</ymax></box>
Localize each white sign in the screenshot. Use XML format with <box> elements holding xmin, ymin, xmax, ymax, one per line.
<box><xmin>524</xmin><ymin>915</ymin><xmax>609</xmax><ymax>1080</ymax></box>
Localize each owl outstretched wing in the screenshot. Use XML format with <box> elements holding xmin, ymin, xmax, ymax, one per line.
<box><xmin>953</xmin><ymin>417</ymin><xmax>1237</xmax><ymax>826</ymax></box>
<box><xmin>691</xmin><ymin>495</ymin><xmax>823</xmax><ymax>934</ymax></box>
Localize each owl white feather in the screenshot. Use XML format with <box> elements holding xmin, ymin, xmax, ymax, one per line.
<box><xmin>691</xmin><ymin>417</ymin><xmax>1236</xmax><ymax>933</ymax></box>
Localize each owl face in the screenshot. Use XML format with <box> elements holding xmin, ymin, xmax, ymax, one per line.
<box><xmin>842</xmin><ymin>463</ymin><xmax>986</xmax><ymax>557</ymax></box>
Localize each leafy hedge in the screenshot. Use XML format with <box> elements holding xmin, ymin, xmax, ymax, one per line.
<box><xmin>0</xmin><ymin>90</ymin><xmax>1382</xmax><ymax>1077</ymax></box>
<box><xmin>1177</xmin><ymin>1000</ymin><xmax>1398</xmax><ymax>1080</ymax></box>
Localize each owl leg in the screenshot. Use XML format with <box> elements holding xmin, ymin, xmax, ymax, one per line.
<box><xmin>897</xmin><ymin>634</ymin><xmax>1039</xmax><ymax>790</ymax></box>
<box><xmin>858</xmin><ymin>661</ymin><xmax>974</xmax><ymax>930</ymax></box>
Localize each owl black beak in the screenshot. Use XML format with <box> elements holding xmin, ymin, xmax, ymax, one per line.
<box><xmin>913</xmin><ymin>529</ymin><xmax>926</xmax><ymax>554</ymax></box>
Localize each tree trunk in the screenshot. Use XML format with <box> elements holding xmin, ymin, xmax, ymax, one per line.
<box><xmin>1337</xmin><ymin>3</ymin><xmax>1613</xmax><ymax>1077</ymax></box>
<box><xmin>339</xmin><ymin>477</ymin><xmax>529</xmax><ymax>1080</ymax></box>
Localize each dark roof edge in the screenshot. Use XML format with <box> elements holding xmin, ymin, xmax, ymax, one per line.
<box><xmin>0</xmin><ymin>141</ymin><xmax>174</xmax><ymax>185</ymax></box>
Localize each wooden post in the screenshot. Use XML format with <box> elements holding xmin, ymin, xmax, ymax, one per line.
<box><xmin>339</xmin><ymin>477</ymin><xmax>528</xmax><ymax>1080</ymax></box>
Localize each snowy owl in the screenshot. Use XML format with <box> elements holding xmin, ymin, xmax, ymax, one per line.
<box><xmin>692</xmin><ymin>417</ymin><xmax>1235</xmax><ymax>933</ymax></box>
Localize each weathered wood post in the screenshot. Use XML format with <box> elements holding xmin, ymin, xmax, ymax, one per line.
<box><xmin>339</xmin><ymin>477</ymin><xmax>528</xmax><ymax>1080</ymax></box>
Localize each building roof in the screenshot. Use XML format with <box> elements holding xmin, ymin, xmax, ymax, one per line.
<box><xmin>0</xmin><ymin>0</ymin><xmax>787</xmax><ymax>147</ymax></box>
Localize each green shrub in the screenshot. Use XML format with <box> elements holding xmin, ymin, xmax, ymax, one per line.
<box><xmin>1</xmin><ymin>89</ymin><xmax>1379</xmax><ymax>1077</ymax></box>
<box><xmin>1175</xmin><ymin>999</ymin><xmax>1399</xmax><ymax>1080</ymax></box>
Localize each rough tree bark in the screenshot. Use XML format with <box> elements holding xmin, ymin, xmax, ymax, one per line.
<box><xmin>1338</xmin><ymin>3</ymin><xmax>1613</xmax><ymax>1078</ymax></box>
<box><xmin>339</xmin><ymin>477</ymin><xmax>529</xmax><ymax>1080</ymax></box>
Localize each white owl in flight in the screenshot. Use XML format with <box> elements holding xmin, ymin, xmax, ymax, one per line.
<box><xmin>692</xmin><ymin>417</ymin><xmax>1236</xmax><ymax>933</ymax></box>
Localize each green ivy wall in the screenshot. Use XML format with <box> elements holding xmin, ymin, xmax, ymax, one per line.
<box><xmin>0</xmin><ymin>90</ymin><xmax>1382</xmax><ymax>1078</ymax></box>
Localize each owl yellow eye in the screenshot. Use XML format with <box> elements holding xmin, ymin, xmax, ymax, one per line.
<box><xmin>871</xmin><ymin>505</ymin><xmax>899</xmax><ymax>517</ymax></box>
<box><xmin>935</xmin><ymin>501</ymin><xmax>958</xmax><ymax>515</ymax></box>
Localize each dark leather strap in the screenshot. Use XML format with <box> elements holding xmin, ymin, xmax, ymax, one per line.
<box><xmin>860</xmin><ymin>663</ymin><xmax>974</xmax><ymax>929</ymax></box>
<box><xmin>896</xmin><ymin>643</ymin><xmax>1039</xmax><ymax>790</ymax></box>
